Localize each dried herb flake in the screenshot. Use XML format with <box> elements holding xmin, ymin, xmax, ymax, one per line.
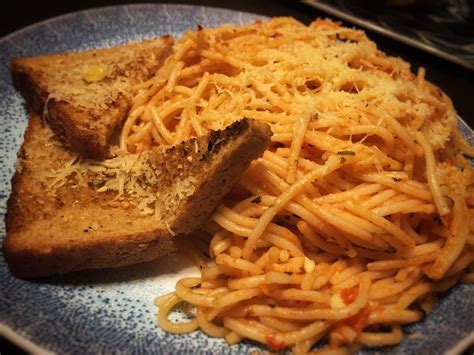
<box><xmin>337</xmin><ymin>150</ymin><xmax>355</xmax><ymax>156</ymax></box>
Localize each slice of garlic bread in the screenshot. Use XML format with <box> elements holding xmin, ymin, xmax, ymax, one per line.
<box><xmin>4</xmin><ymin>114</ymin><xmax>271</xmax><ymax>278</ymax></box>
<box><xmin>10</xmin><ymin>36</ymin><xmax>173</xmax><ymax>159</ymax></box>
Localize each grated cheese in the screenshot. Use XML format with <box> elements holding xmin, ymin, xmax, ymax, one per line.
<box><xmin>38</xmin><ymin>150</ymin><xmax>197</xmax><ymax>217</ymax></box>
<box><xmin>127</xmin><ymin>18</ymin><xmax>455</xmax><ymax>153</ymax></box>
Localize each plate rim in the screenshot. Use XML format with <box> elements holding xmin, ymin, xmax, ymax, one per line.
<box><xmin>0</xmin><ymin>322</ymin><xmax>53</xmax><ymax>354</ymax></box>
<box><xmin>0</xmin><ymin>2</ymin><xmax>267</xmax><ymax>44</ymax></box>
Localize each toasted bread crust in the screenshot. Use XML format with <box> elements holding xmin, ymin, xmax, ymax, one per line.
<box><xmin>161</xmin><ymin>119</ymin><xmax>272</xmax><ymax>234</ymax></box>
<box><xmin>4</xmin><ymin>115</ymin><xmax>271</xmax><ymax>278</ymax></box>
<box><xmin>46</xmin><ymin>94</ymin><xmax>130</xmax><ymax>159</ymax></box>
<box><xmin>9</xmin><ymin>63</ymin><xmax>48</xmax><ymax>114</ymax></box>
<box><xmin>10</xmin><ymin>36</ymin><xmax>173</xmax><ymax>159</ymax></box>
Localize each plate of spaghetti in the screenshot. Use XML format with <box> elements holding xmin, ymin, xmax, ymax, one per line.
<box><xmin>0</xmin><ymin>4</ymin><xmax>473</xmax><ymax>354</ymax></box>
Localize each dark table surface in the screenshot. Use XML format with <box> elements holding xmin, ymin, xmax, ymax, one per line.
<box><xmin>0</xmin><ymin>1</ymin><xmax>473</xmax><ymax>353</ymax></box>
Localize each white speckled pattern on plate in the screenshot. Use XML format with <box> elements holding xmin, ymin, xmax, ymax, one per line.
<box><xmin>0</xmin><ymin>4</ymin><xmax>473</xmax><ymax>354</ymax></box>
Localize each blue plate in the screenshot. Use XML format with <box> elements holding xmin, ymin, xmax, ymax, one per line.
<box><xmin>0</xmin><ymin>4</ymin><xmax>472</xmax><ymax>354</ymax></box>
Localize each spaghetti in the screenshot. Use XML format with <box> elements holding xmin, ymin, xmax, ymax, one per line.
<box><xmin>123</xmin><ymin>17</ymin><xmax>474</xmax><ymax>353</ymax></box>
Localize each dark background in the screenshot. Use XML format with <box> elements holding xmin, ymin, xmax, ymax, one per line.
<box><xmin>1</xmin><ymin>0</ymin><xmax>473</xmax><ymax>128</ymax></box>
<box><xmin>0</xmin><ymin>1</ymin><xmax>473</xmax><ymax>354</ymax></box>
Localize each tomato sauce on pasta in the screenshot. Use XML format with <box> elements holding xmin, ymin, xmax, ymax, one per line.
<box><xmin>123</xmin><ymin>17</ymin><xmax>474</xmax><ymax>353</ymax></box>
